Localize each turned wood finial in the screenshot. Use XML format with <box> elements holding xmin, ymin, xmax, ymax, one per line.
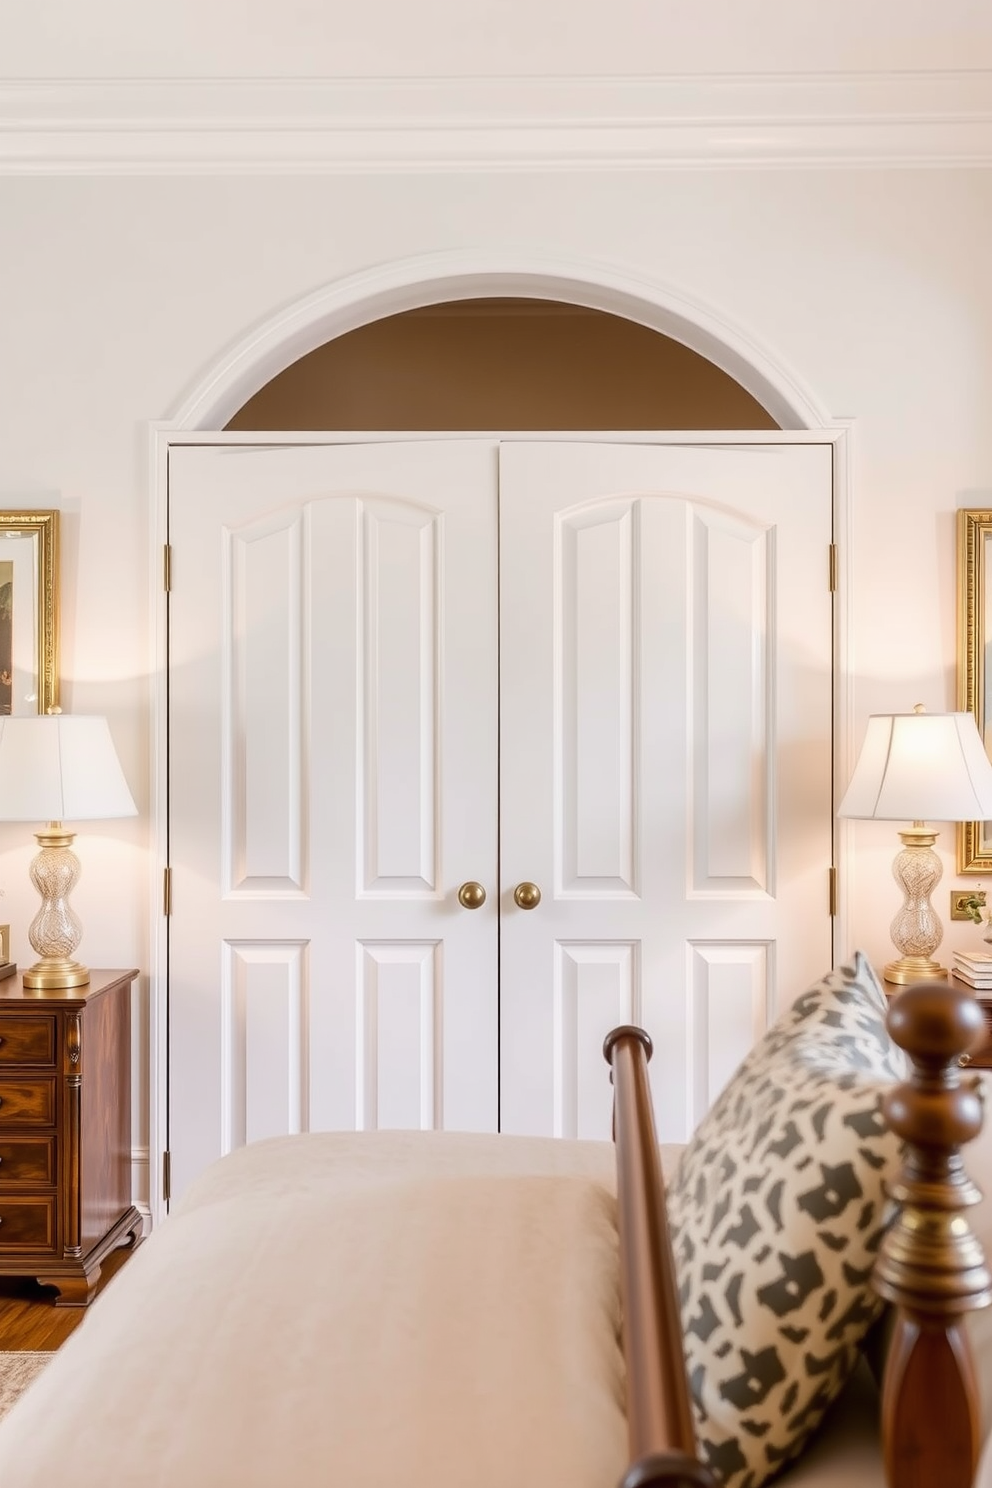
<box><xmin>603</xmin><ymin>1024</ymin><xmax>654</xmax><ymax>1067</ymax></box>
<box><xmin>877</xmin><ymin>982</ymin><xmax>990</xmax><ymax>1316</ymax></box>
<box><xmin>875</xmin><ymin>980</ymin><xmax>991</xmax><ymax>1488</ymax></box>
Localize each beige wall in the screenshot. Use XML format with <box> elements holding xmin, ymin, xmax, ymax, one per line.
<box><xmin>2</xmin><ymin>165</ymin><xmax>990</xmax><ymax>990</ymax></box>
<box><xmin>228</xmin><ymin>301</ymin><xmax>776</xmax><ymax>431</ymax></box>
<box><xmin>2</xmin><ymin>16</ymin><xmax>991</xmax><ymax>1208</ymax></box>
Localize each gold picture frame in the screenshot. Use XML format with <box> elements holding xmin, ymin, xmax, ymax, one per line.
<box><xmin>0</xmin><ymin>510</ymin><xmax>59</xmax><ymax>718</ymax></box>
<box><xmin>958</xmin><ymin>507</ymin><xmax>992</xmax><ymax>872</ymax></box>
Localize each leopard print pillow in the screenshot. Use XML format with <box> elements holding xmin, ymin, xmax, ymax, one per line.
<box><xmin>666</xmin><ymin>951</ymin><xmax>908</xmax><ymax>1488</ymax></box>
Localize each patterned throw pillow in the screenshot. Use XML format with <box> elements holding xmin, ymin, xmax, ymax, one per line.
<box><xmin>666</xmin><ymin>951</ymin><xmax>908</xmax><ymax>1488</ymax></box>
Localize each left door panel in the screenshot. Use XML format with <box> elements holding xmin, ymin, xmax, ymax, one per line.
<box><xmin>168</xmin><ymin>442</ymin><xmax>500</xmax><ymax>1202</ymax></box>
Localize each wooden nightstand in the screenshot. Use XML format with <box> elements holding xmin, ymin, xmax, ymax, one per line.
<box><xmin>884</xmin><ymin>975</ymin><xmax>992</xmax><ymax>1069</ymax></box>
<box><xmin>953</xmin><ymin>981</ymin><xmax>992</xmax><ymax>1068</ymax></box>
<box><xmin>0</xmin><ymin>968</ymin><xmax>142</xmax><ymax>1305</ymax></box>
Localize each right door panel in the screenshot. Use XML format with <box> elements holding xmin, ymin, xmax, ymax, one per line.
<box><xmin>497</xmin><ymin>441</ymin><xmax>834</xmax><ymax>1142</ymax></box>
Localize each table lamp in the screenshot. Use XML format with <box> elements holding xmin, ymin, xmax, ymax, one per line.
<box><xmin>838</xmin><ymin>705</ymin><xmax>992</xmax><ymax>984</ymax></box>
<box><xmin>0</xmin><ymin>714</ymin><xmax>137</xmax><ymax>989</ymax></box>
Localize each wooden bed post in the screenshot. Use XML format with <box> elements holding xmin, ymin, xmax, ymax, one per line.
<box><xmin>604</xmin><ymin>1026</ymin><xmax>717</xmax><ymax>1488</ymax></box>
<box><xmin>874</xmin><ymin>980</ymin><xmax>992</xmax><ymax>1488</ymax></box>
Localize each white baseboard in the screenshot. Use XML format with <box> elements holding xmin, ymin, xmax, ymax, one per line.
<box><xmin>130</xmin><ymin>1147</ymin><xmax>154</xmax><ymax>1235</ymax></box>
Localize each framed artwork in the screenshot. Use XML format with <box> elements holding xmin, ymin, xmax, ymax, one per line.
<box><xmin>957</xmin><ymin>507</ymin><xmax>992</xmax><ymax>871</ymax></box>
<box><xmin>0</xmin><ymin>511</ymin><xmax>59</xmax><ymax>717</ymax></box>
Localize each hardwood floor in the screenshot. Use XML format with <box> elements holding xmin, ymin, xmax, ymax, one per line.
<box><xmin>0</xmin><ymin>1242</ymin><xmax>138</xmax><ymax>1350</ymax></box>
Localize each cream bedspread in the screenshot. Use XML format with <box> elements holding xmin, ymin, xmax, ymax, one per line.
<box><xmin>0</xmin><ymin>1132</ymin><xmax>631</xmax><ymax>1488</ymax></box>
<box><xmin>0</xmin><ymin>1129</ymin><xmax>919</xmax><ymax>1487</ymax></box>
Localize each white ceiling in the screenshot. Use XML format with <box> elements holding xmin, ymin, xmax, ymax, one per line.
<box><xmin>2</xmin><ymin>0</ymin><xmax>991</xmax><ymax>80</ymax></box>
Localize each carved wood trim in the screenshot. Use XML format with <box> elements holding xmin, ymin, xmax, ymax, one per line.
<box><xmin>63</xmin><ymin>1011</ymin><xmax>82</xmax><ymax>1257</ymax></box>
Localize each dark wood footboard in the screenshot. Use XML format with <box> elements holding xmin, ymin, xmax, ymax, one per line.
<box><xmin>874</xmin><ymin>981</ymin><xmax>992</xmax><ymax>1488</ymax></box>
<box><xmin>606</xmin><ymin>981</ymin><xmax>992</xmax><ymax>1488</ymax></box>
<box><xmin>603</xmin><ymin>1026</ymin><xmax>717</xmax><ymax>1488</ymax></box>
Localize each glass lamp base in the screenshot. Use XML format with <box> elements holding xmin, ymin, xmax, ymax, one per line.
<box><xmin>25</xmin><ymin>827</ymin><xmax>90</xmax><ymax>990</ymax></box>
<box><xmin>886</xmin><ymin>827</ymin><xmax>948</xmax><ymax>987</ymax></box>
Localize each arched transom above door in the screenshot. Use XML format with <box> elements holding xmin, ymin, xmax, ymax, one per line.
<box><xmin>226</xmin><ymin>298</ymin><xmax>779</xmax><ymax>433</ymax></box>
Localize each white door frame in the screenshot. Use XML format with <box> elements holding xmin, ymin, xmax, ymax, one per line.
<box><xmin>147</xmin><ymin>250</ymin><xmax>854</xmax><ymax>1227</ymax></box>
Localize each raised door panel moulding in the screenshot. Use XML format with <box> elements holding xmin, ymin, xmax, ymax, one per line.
<box><xmin>358</xmin><ymin>941</ymin><xmax>440</xmax><ymax>1132</ymax></box>
<box><xmin>558</xmin><ymin>502</ymin><xmax>637</xmax><ymax>896</ymax></box>
<box><xmin>690</xmin><ymin>510</ymin><xmax>771</xmax><ymax>894</ymax></box>
<box><xmin>1</xmin><ymin>72</ymin><xmax>992</xmax><ymax>171</ymax></box>
<box><xmin>688</xmin><ymin>941</ymin><xmax>770</xmax><ymax>1129</ymax></box>
<box><xmin>222</xmin><ymin>940</ymin><xmax>309</xmax><ymax>1153</ymax></box>
<box><xmin>228</xmin><ymin>512</ymin><xmax>306</xmax><ymax>894</ymax></box>
<box><xmin>360</xmin><ymin>502</ymin><xmax>440</xmax><ymax>895</ymax></box>
<box><xmin>553</xmin><ymin>940</ymin><xmax>639</xmax><ymax>1141</ymax></box>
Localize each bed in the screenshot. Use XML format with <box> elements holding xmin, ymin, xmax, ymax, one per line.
<box><xmin>0</xmin><ymin>954</ymin><xmax>989</xmax><ymax>1487</ymax></box>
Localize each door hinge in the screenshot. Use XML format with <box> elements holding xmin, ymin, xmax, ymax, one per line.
<box><xmin>163</xmin><ymin>865</ymin><xmax>172</xmax><ymax>916</ymax></box>
<box><xmin>163</xmin><ymin>544</ymin><xmax>172</xmax><ymax>592</ymax></box>
<box><xmin>829</xmin><ymin>865</ymin><xmax>838</xmax><ymax>917</ymax></box>
<box><xmin>162</xmin><ymin>1150</ymin><xmax>172</xmax><ymax>1204</ymax></box>
<box><xmin>828</xmin><ymin>544</ymin><xmax>838</xmax><ymax>593</ymax></box>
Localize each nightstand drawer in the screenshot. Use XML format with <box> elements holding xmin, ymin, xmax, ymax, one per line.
<box><xmin>0</xmin><ymin>1196</ymin><xmax>55</xmax><ymax>1251</ymax></box>
<box><xmin>0</xmin><ymin>1016</ymin><xmax>56</xmax><ymax>1068</ymax></box>
<box><xmin>0</xmin><ymin>1137</ymin><xmax>56</xmax><ymax>1186</ymax></box>
<box><xmin>0</xmin><ymin>1078</ymin><xmax>56</xmax><ymax>1126</ymax></box>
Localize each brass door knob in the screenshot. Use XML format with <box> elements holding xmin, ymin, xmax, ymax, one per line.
<box><xmin>457</xmin><ymin>881</ymin><xmax>487</xmax><ymax>910</ymax></box>
<box><xmin>513</xmin><ymin>882</ymin><xmax>542</xmax><ymax>910</ymax></box>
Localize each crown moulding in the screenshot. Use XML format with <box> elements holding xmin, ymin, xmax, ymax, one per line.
<box><xmin>1</xmin><ymin>72</ymin><xmax>992</xmax><ymax>172</ymax></box>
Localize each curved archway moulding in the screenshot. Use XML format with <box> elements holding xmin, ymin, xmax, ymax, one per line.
<box><xmin>170</xmin><ymin>250</ymin><xmax>829</xmax><ymax>432</ymax></box>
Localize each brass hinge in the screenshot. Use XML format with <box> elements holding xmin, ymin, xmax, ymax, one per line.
<box><xmin>162</xmin><ymin>1150</ymin><xmax>172</xmax><ymax>1204</ymax></box>
<box><xmin>163</xmin><ymin>865</ymin><xmax>172</xmax><ymax>916</ymax></box>
<box><xmin>829</xmin><ymin>865</ymin><xmax>838</xmax><ymax>917</ymax></box>
<box><xmin>828</xmin><ymin>544</ymin><xmax>838</xmax><ymax>593</ymax></box>
<box><xmin>163</xmin><ymin>544</ymin><xmax>172</xmax><ymax>592</ymax></box>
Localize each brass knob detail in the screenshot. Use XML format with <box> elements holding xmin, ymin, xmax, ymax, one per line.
<box><xmin>513</xmin><ymin>882</ymin><xmax>542</xmax><ymax>910</ymax></box>
<box><xmin>457</xmin><ymin>881</ymin><xmax>487</xmax><ymax>910</ymax></box>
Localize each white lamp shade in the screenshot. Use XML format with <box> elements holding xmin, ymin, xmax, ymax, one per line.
<box><xmin>0</xmin><ymin>715</ymin><xmax>137</xmax><ymax>823</ymax></box>
<box><xmin>838</xmin><ymin>711</ymin><xmax>992</xmax><ymax>822</ymax></box>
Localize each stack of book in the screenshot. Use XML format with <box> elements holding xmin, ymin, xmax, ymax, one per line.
<box><xmin>953</xmin><ymin>950</ymin><xmax>992</xmax><ymax>990</ymax></box>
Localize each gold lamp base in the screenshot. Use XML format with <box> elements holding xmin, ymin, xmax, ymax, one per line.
<box><xmin>22</xmin><ymin>957</ymin><xmax>90</xmax><ymax>991</ymax></box>
<box><xmin>883</xmin><ymin>955</ymin><xmax>949</xmax><ymax>986</ymax></box>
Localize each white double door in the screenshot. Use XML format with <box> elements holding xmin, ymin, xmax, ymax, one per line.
<box><xmin>168</xmin><ymin>437</ymin><xmax>833</xmax><ymax>1202</ymax></box>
